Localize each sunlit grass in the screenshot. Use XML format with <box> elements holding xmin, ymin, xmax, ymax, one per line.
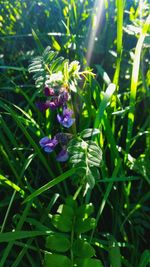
<box><xmin>0</xmin><ymin>0</ymin><xmax>150</xmax><ymax>266</ymax></box>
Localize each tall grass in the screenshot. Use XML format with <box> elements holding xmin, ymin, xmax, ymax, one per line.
<box><xmin>0</xmin><ymin>0</ymin><xmax>150</xmax><ymax>266</ymax></box>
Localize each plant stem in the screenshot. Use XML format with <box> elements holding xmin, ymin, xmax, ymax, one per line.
<box><xmin>70</xmin><ymin>217</ymin><xmax>75</xmax><ymax>267</ymax></box>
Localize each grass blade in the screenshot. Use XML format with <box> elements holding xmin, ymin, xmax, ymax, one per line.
<box><xmin>23</xmin><ymin>168</ymin><xmax>76</xmax><ymax>203</ymax></box>
<box><xmin>94</xmin><ymin>83</ymin><xmax>116</xmax><ymax>128</ymax></box>
<box><xmin>0</xmin><ymin>99</ymin><xmax>55</xmax><ymax>178</ymax></box>
<box><xmin>0</xmin><ymin>174</ymin><xmax>24</xmax><ymax>194</ymax></box>
<box><xmin>113</xmin><ymin>0</ymin><xmax>124</xmax><ymax>86</ymax></box>
<box><xmin>125</xmin><ymin>14</ymin><xmax>150</xmax><ymax>157</ymax></box>
<box><xmin>0</xmin><ymin>230</ymin><xmax>52</xmax><ymax>243</ymax></box>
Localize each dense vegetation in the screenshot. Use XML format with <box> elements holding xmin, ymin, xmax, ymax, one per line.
<box><xmin>0</xmin><ymin>0</ymin><xmax>150</xmax><ymax>266</ymax></box>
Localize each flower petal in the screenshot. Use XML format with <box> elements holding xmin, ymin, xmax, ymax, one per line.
<box><xmin>39</xmin><ymin>136</ymin><xmax>58</xmax><ymax>153</ymax></box>
<box><xmin>44</xmin><ymin>86</ymin><xmax>55</xmax><ymax>96</ymax></box>
<box><xmin>55</xmin><ymin>133</ymin><xmax>68</xmax><ymax>145</ymax></box>
<box><xmin>36</xmin><ymin>101</ymin><xmax>51</xmax><ymax>112</ymax></box>
<box><xmin>57</xmin><ymin>107</ymin><xmax>75</xmax><ymax>128</ymax></box>
<box><xmin>56</xmin><ymin>150</ymin><xmax>69</xmax><ymax>162</ymax></box>
<box><xmin>49</xmin><ymin>99</ymin><xmax>60</xmax><ymax>110</ymax></box>
<box><xmin>58</xmin><ymin>91</ymin><xmax>69</xmax><ymax>105</ymax></box>
<box><xmin>39</xmin><ymin>137</ymin><xmax>51</xmax><ymax>148</ymax></box>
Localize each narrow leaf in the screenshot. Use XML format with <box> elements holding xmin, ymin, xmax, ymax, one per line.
<box><xmin>23</xmin><ymin>168</ymin><xmax>76</xmax><ymax>203</ymax></box>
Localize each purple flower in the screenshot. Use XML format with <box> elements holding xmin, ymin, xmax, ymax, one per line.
<box><xmin>55</xmin><ymin>133</ymin><xmax>69</xmax><ymax>145</ymax></box>
<box><xmin>56</xmin><ymin>149</ymin><xmax>69</xmax><ymax>162</ymax></box>
<box><xmin>39</xmin><ymin>136</ymin><xmax>58</xmax><ymax>153</ymax></box>
<box><xmin>58</xmin><ymin>91</ymin><xmax>69</xmax><ymax>105</ymax></box>
<box><xmin>49</xmin><ymin>91</ymin><xmax>69</xmax><ymax>110</ymax></box>
<box><xmin>49</xmin><ymin>98</ymin><xmax>61</xmax><ymax>110</ymax></box>
<box><xmin>44</xmin><ymin>86</ymin><xmax>55</xmax><ymax>96</ymax></box>
<box><xmin>57</xmin><ymin>107</ymin><xmax>75</xmax><ymax>128</ymax></box>
<box><xmin>36</xmin><ymin>101</ymin><xmax>51</xmax><ymax>112</ymax></box>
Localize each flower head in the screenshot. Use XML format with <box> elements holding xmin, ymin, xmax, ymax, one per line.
<box><xmin>44</xmin><ymin>86</ymin><xmax>55</xmax><ymax>96</ymax></box>
<box><xmin>49</xmin><ymin>97</ymin><xmax>61</xmax><ymax>110</ymax></box>
<box><xmin>39</xmin><ymin>136</ymin><xmax>58</xmax><ymax>153</ymax></box>
<box><xmin>55</xmin><ymin>133</ymin><xmax>69</xmax><ymax>145</ymax></box>
<box><xmin>57</xmin><ymin>107</ymin><xmax>75</xmax><ymax>128</ymax></box>
<box><xmin>56</xmin><ymin>149</ymin><xmax>69</xmax><ymax>162</ymax></box>
<box><xmin>36</xmin><ymin>100</ymin><xmax>52</xmax><ymax>112</ymax></box>
<box><xmin>49</xmin><ymin>91</ymin><xmax>69</xmax><ymax>110</ymax></box>
<box><xmin>58</xmin><ymin>91</ymin><xmax>69</xmax><ymax>105</ymax></box>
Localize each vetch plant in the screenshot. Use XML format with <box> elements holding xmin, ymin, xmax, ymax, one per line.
<box><xmin>28</xmin><ymin>47</ymin><xmax>97</xmax><ymax>165</ymax></box>
<box><xmin>68</xmin><ymin>131</ymin><xmax>102</xmax><ymax>191</ymax></box>
<box><xmin>29</xmin><ymin>47</ymin><xmax>103</xmax><ymax>266</ymax></box>
<box><xmin>1</xmin><ymin>2</ymin><xmax>150</xmax><ymax>266</ymax></box>
<box><xmin>44</xmin><ymin>196</ymin><xmax>103</xmax><ymax>267</ymax></box>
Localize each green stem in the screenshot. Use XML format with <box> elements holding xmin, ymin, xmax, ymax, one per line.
<box><xmin>73</xmin><ymin>184</ymin><xmax>83</xmax><ymax>200</ymax></box>
<box><xmin>70</xmin><ymin>216</ymin><xmax>75</xmax><ymax>266</ymax></box>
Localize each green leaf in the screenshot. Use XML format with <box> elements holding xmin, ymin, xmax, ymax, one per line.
<box><xmin>28</xmin><ymin>46</ymin><xmax>64</xmax><ymax>88</ymax></box>
<box><xmin>51</xmin><ymin>56</ymin><xmax>64</xmax><ymax>72</ymax></box>
<box><xmin>69</xmin><ymin>80</ymin><xmax>77</xmax><ymax>92</ymax></box>
<box><xmin>70</xmin><ymin>154</ymin><xmax>85</xmax><ymax>164</ymax></box>
<box><xmin>87</xmin><ymin>142</ymin><xmax>102</xmax><ymax>157</ymax></box>
<box><xmin>0</xmin><ymin>230</ymin><xmax>52</xmax><ymax>243</ymax></box>
<box><xmin>125</xmin><ymin>14</ymin><xmax>150</xmax><ymax>157</ymax></box>
<box><xmin>76</xmin><ymin>203</ymin><xmax>94</xmax><ymax>219</ymax></box>
<box><xmin>139</xmin><ymin>250</ymin><xmax>150</xmax><ymax>267</ymax></box>
<box><xmin>52</xmin><ymin>36</ymin><xmax>61</xmax><ymax>51</ymax></box>
<box><xmin>75</xmin><ymin>218</ymin><xmax>96</xmax><ymax>234</ymax></box>
<box><xmin>23</xmin><ymin>168</ymin><xmax>76</xmax><ymax>203</ymax></box>
<box><xmin>96</xmin><ymin>64</ymin><xmax>111</xmax><ymax>85</ymax></box>
<box><xmin>73</xmin><ymin>239</ymin><xmax>95</xmax><ymax>258</ymax></box>
<box><xmin>31</xmin><ymin>29</ymin><xmax>44</xmax><ymax>53</ymax></box>
<box><xmin>86</xmin><ymin>172</ymin><xmax>95</xmax><ymax>189</ymax></box>
<box><xmin>76</xmin><ymin>258</ymin><xmax>103</xmax><ymax>267</ymax></box>
<box><xmin>108</xmin><ymin>236</ymin><xmax>122</xmax><ymax>267</ymax></box>
<box><xmin>65</xmin><ymin>196</ymin><xmax>78</xmax><ymax>209</ymax></box>
<box><xmin>94</xmin><ymin>83</ymin><xmax>116</xmax><ymax>128</ymax></box>
<box><xmin>57</xmin><ymin>204</ymin><xmax>74</xmax><ymax>218</ymax></box>
<box><xmin>44</xmin><ymin>253</ymin><xmax>71</xmax><ymax>267</ymax></box>
<box><xmin>113</xmin><ymin>0</ymin><xmax>124</xmax><ymax>86</ymax></box>
<box><xmin>51</xmin><ymin>215</ymin><xmax>72</xmax><ymax>232</ymax></box>
<box><xmin>67</xmin><ymin>145</ymin><xmax>83</xmax><ymax>154</ymax></box>
<box><xmin>46</xmin><ymin>234</ymin><xmax>70</xmax><ymax>252</ymax></box>
<box><xmin>87</xmin><ymin>157</ymin><xmax>101</xmax><ymax>167</ymax></box>
<box><xmin>0</xmin><ymin>66</ymin><xmax>27</xmax><ymax>72</ymax></box>
<box><xmin>80</xmin><ymin>129</ymin><xmax>100</xmax><ymax>139</ymax></box>
<box><xmin>0</xmin><ymin>99</ymin><xmax>55</xmax><ymax>179</ymax></box>
<box><xmin>0</xmin><ymin>174</ymin><xmax>24</xmax><ymax>195</ymax></box>
<box><xmin>90</xmin><ymin>167</ymin><xmax>100</xmax><ymax>181</ymax></box>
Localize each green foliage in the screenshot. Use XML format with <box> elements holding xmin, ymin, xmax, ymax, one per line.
<box><xmin>75</xmin><ymin>258</ymin><xmax>103</xmax><ymax>267</ymax></box>
<box><xmin>28</xmin><ymin>45</ymin><xmax>94</xmax><ymax>95</ymax></box>
<box><xmin>139</xmin><ymin>250</ymin><xmax>150</xmax><ymax>267</ymax></box>
<box><xmin>108</xmin><ymin>235</ymin><xmax>122</xmax><ymax>267</ymax></box>
<box><xmin>72</xmin><ymin>239</ymin><xmax>95</xmax><ymax>258</ymax></box>
<box><xmin>44</xmin><ymin>253</ymin><xmax>71</xmax><ymax>267</ymax></box>
<box><xmin>28</xmin><ymin>46</ymin><xmax>64</xmax><ymax>88</ymax></box>
<box><xmin>46</xmin><ymin>234</ymin><xmax>70</xmax><ymax>252</ymax></box>
<box><xmin>0</xmin><ymin>0</ymin><xmax>150</xmax><ymax>266</ymax></box>
<box><xmin>68</xmin><ymin>133</ymin><xmax>102</xmax><ymax>189</ymax></box>
<box><xmin>44</xmin><ymin>196</ymin><xmax>101</xmax><ymax>266</ymax></box>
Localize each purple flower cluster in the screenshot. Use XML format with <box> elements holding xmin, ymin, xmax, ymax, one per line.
<box><xmin>38</xmin><ymin>85</ymin><xmax>75</xmax><ymax>162</ymax></box>
<box><xmin>36</xmin><ymin>85</ymin><xmax>68</xmax><ymax>110</ymax></box>
<box><xmin>36</xmin><ymin>85</ymin><xmax>75</xmax><ymax>128</ymax></box>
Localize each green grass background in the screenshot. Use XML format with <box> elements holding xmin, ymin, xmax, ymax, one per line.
<box><xmin>0</xmin><ymin>0</ymin><xmax>150</xmax><ymax>266</ymax></box>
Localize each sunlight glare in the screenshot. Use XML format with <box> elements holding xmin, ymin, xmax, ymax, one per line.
<box><xmin>86</xmin><ymin>0</ymin><xmax>104</xmax><ymax>66</ymax></box>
